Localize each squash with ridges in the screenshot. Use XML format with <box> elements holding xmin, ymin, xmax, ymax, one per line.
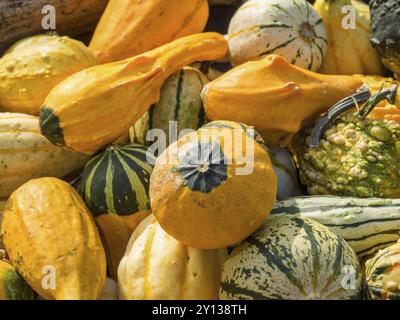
<box><xmin>1</xmin><ymin>178</ymin><xmax>106</xmax><ymax>300</ymax></box>
<box><xmin>0</xmin><ymin>113</ymin><xmax>90</xmax><ymax>198</ymax></box>
<box><xmin>89</xmin><ymin>0</ymin><xmax>209</xmax><ymax>63</ymax></box>
<box><xmin>118</xmin><ymin>215</ymin><xmax>227</xmax><ymax>300</ymax></box>
<box><xmin>39</xmin><ymin>32</ymin><xmax>228</xmax><ymax>155</ymax></box>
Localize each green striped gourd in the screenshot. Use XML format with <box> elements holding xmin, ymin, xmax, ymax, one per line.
<box><xmin>365</xmin><ymin>241</ymin><xmax>400</xmax><ymax>300</ymax></box>
<box><xmin>227</xmin><ymin>0</ymin><xmax>328</xmax><ymax>70</ymax></box>
<box><xmin>78</xmin><ymin>144</ymin><xmax>155</xmax><ymax>216</ymax></box>
<box><xmin>201</xmin><ymin>121</ymin><xmax>302</xmax><ymax>199</ymax></box>
<box><xmin>129</xmin><ymin>67</ymin><xmax>208</xmax><ymax>146</ymax></box>
<box><xmin>220</xmin><ymin>216</ymin><xmax>363</xmax><ymax>300</ymax></box>
<box><xmin>0</xmin><ymin>113</ymin><xmax>90</xmax><ymax>198</ymax></box>
<box><xmin>270</xmin><ymin>196</ymin><xmax>400</xmax><ymax>258</ymax></box>
<box><xmin>0</xmin><ymin>260</ymin><xmax>34</xmax><ymax>300</ymax></box>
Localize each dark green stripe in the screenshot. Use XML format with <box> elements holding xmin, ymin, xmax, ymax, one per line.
<box><xmin>304</xmin><ymin>0</ymin><xmax>310</xmax><ymax>24</ymax></box>
<box><xmin>193</xmin><ymin>70</ymin><xmax>206</xmax><ymax>128</ymax></box>
<box><xmin>346</xmin><ymin>229</ymin><xmax>400</xmax><ymax>242</ymax></box>
<box><xmin>315</xmin><ymin>18</ymin><xmax>323</xmax><ymax>25</ymax></box>
<box><xmin>88</xmin><ymin>150</ymin><xmax>110</xmax><ymax>215</ymax></box>
<box><xmin>259</xmin><ymin>37</ymin><xmax>296</xmax><ymax>57</ymax></box>
<box><xmin>291</xmin><ymin>48</ymin><xmax>302</xmax><ymax>65</ymax></box>
<box><xmin>293</xmin><ymin>0</ymin><xmax>303</xmax><ymax>15</ymax></box>
<box><xmin>314</xmin><ymin>42</ymin><xmax>325</xmax><ymax>62</ymax></box>
<box><xmin>120</xmin><ymin>145</ymin><xmax>152</xmax><ymax>164</ymax></box>
<box><xmin>324</xmin><ymin>217</ymin><xmax>400</xmax><ymax>229</ymax></box>
<box><xmin>220</xmin><ymin>280</ymin><xmax>269</xmax><ymax>300</ymax></box>
<box><xmin>39</xmin><ymin>106</ymin><xmax>65</xmax><ymax>146</ymax></box>
<box><xmin>260</xmin><ymin>23</ymin><xmax>292</xmax><ymax>29</ymax></box>
<box><xmin>307</xmin><ymin>43</ymin><xmax>314</xmax><ymax>70</ymax></box>
<box><xmin>357</xmin><ymin>241</ymin><xmax>398</xmax><ymax>256</ymax></box>
<box><xmin>315</xmin><ymin>36</ymin><xmax>328</xmax><ymax>44</ymax></box>
<box><xmin>174</xmin><ymin>70</ymin><xmax>185</xmax><ymax>122</ymax></box>
<box><xmin>117</xmin><ymin>151</ymin><xmax>152</xmax><ymax>184</ymax></box>
<box><xmin>271</xmin><ymin>4</ymin><xmax>297</xmax><ymax>22</ymax></box>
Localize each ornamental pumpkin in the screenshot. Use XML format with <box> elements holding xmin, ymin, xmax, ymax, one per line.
<box><xmin>202</xmin><ymin>54</ymin><xmax>363</xmax><ymax>146</ymax></box>
<box><xmin>0</xmin><ymin>35</ymin><xmax>96</xmax><ymax>115</ymax></box>
<box><xmin>118</xmin><ymin>215</ymin><xmax>227</xmax><ymax>300</ymax></box>
<box><xmin>0</xmin><ymin>259</ymin><xmax>34</xmax><ymax>300</ymax></box>
<box><xmin>313</xmin><ymin>0</ymin><xmax>383</xmax><ymax>75</ymax></box>
<box><xmin>220</xmin><ymin>216</ymin><xmax>363</xmax><ymax>300</ymax></box>
<box><xmin>1</xmin><ymin>178</ymin><xmax>106</xmax><ymax>300</ymax></box>
<box><xmin>89</xmin><ymin>0</ymin><xmax>209</xmax><ymax>63</ymax></box>
<box><xmin>39</xmin><ymin>32</ymin><xmax>228</xmax><ymax>155</ymax></box>
<box><xmin>130</xmin><ymin>67</ymin><xmax>209</xmax><ymax>146</ymax></box>
<box><xmin>227</xmin><ymin>0</ymin><xmax>328</xmax><ymax>70</ymax></box>
<box><xmin>150</xmin><ymin>126</ymin><xmax>277</xmax><ymax>249</ymax></box>
<box><xmin>0</xmin><ymin>112</ymin><xmax>90</xmax><ymax>198</ymax></box>
<box><xmin>365</xmin><ymin>240</ymin><xmax>400</xmax><ymax>300</ymax></box>
<box><xmin>353</xmin><ymin>75</ymin><xmax>400</xmax><ymax>123</ymax></box>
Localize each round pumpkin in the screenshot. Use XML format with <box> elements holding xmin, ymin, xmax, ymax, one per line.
<box><xmin>220</xmin><ymin>216</ymin><xmax>363</xmax><ymax>300</ymax></box>
<box><xmin>227</xmin><ymin>0</ymin><xmax>328</xmax><ymax>70</ymax></box>
<box><xmin>365</xmin><ymin>240</ymin><xmax>400</xmax><ymax>300</ymax></box>
<box><xmin>118</xmin><ymin>215</ymin><xmax>227</xmax><ymax>300</ymax></box>
<box><xmin>150</xmin><ymin>126</ymin><xmax>277</xmax><ymax>249</ymax></box>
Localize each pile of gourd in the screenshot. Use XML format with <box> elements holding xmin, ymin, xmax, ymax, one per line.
<box><xmin>0</xmin><ymin>0</ymin><xmax>399</xmax><ymax>300</ymax></box>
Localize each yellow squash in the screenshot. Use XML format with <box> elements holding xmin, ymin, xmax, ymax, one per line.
<box><xmin>96</xmin><ymin>211</ymin><xmax>150</xmax><ymax>281</ymax></box>
<box><xmin>89</xmin><ymin>0</ymin><xmax>209</xmax><ymax>63</ymax></box>
<box><xmin>354</xmin><ymin>74</ymin><xmax>400</xmax><ymax>123</ymax></box>
<box><xmin>1</xmin><ymin>178</ymin><xmax>106</xmax><ymax>300</ymax></box>
<box><xmin>0</xmin><ymin>35</ymin><xmax>96</xmax><ymax>115</ymax></box>
<box><xmin>150</xmin><ymin>126</ymin><xmax>277</xmax><ymax>249</ymax></box>
<box><xmin>118</xmin><ymin>215</ymin><xmax>227</xmax><ymax>300</ymax></box>
<box><xmin>39</xmin><ymin>32</ymin><xmax>228</xmax><ymax>155</ymax></box>
<box><xmin>313</xmin><ymin>0</ymin><xmax>382</xmax><ymax>75</ymax></box>
<box><xmin>202</xmin><ymin>54</ymin><xmax>363</xmax><ymax>146</ymax></box>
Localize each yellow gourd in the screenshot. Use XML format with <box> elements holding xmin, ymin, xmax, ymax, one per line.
<box><xmin>118</xmin><ymin>215</ymin><xmax>227</xmax><ymax>300</ymax></box>
<box><xmin>39</xmin><ymin>32</ymin><xmax>228</xmax><ymax>155</ymax></box>
<box><xmin>313</xmin><ymin>0</ymin><xmax>382</xmax><ymax>75</ymax></box>
<box><xmin>354</xmin><ymin>74</ymin><xmax>400</xmax><ymax>123</ymax></box>
<box><xmin>202</xmin><ymin>54</ymin><xmax>363</xmax><ymax>146</ymax></box>
<box><xmin>150</xmin><ymin>126</ymin><xmax>277</xmax><ymax>249</ymax></box>
<box><xmin>89</xmin><ymin>0</ymin><xmax>209</xmax><ymax>63</ymax></box>
<box><xmin>96</xmin><ymin>211</ymin><xmax>150</xmax><ymax>281</ymax></box>
<box><xmin>1</xmin><ymin>178</ymin><xmax>106</xmax><ymax>300</ymax></box>
<box><xmin>0</xmin><ymin>35</ymin><xmax>96</xmax><ymax>115</ymax></box>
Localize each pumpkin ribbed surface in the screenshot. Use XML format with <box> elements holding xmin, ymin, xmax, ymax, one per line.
<box><xmin>220</xmin><ymin>217</ymin><xmax>363</xmax><ymax>300</ymax></box>
<box><xmin>118</xmin><ymin>215</ymin><xmax>227</xmax><ymax>300</ymax></box>
<box><xmin>0</xmin><ymin>113</ymin><xmax>90</xmax><ymax>198</ymax></box>
<box><xmin>1</xmin><ymin>178</ymin><xmax>106</xmax><ymax>300</ymax></box>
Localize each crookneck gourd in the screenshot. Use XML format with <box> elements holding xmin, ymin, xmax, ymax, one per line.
<box><xmin>39</xmin><ymin>32</ymin><xmax>228</xmax><ymax>155</ymax></box>
<box><xmin>150</xmin><ymin>126</ymin><xmax>277</xmax><ymax>249</ymax></box>
<box><xmin>1</xmin><ymin>178</ymin><xmax>107</xmax><ymax>300</ymax></box>
<box><xmin>118</xmin><ymin>215</ymin><xmax>227</xmax><ymax>300</ymax></box>
<box><xmin>313</xmin><ymin>0</ymin><xmax>382</xmax><ymax>75</ymax></box>
<box><xmin>89</xmin><ymin>0</ymin><xmax>209</xmax><ymax>63</ymax></box>
<box><xmin>202</xmin><ymin>54</ymin><xmax>363</xmax><ymax>146</ymax></box>
<box><xmin>130</xmin><ymin>67</ymin><xmax>209</xmax><ymax>147</ymax></box>
<box><xmin>290</xmin><ymin>84</ymin><xmax>400</xmax><ymax>198</ymax></box>
<box><xmin>0</xmin><ymin>35</ymin><xmax>96</xmax><ymax>115</ymax></box>
<box><xmin>227</xmin><ymin>0</ymin><xmax>328</xmax><ymax>70</ymax></box>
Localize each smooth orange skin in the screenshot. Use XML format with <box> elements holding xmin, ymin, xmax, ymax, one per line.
<box><xmin>89</xmin><ymin>0</ymin><xmax>209</xmax><ymax>63</ymax></box>
<box><xmin>150</xmin><ymin>128</ymin><xmax>277</xmax><ymax>250</ymax></box>
<box><xmin>202</xmin><ymin>54</ymin><xmax>364</xmax><ymax>146</ymax></box>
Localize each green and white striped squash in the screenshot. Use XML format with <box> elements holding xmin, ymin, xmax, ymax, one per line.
<box><xmin>227</xmin><ymin>0</ymin><xmax>328</xmax><ymax>70</ymax></box>
<box><xmin>0</xmin><ymin>113</ymin><xmax>90</xmax><ymax>198</ymax></box>
<box><xmin>270</xmin><ymin>196</ymin><xmax>400</xmax><ymax>258</ymax></box>
<box><xmin>129</xmin><ymin>67</ymin><xmax>208</xmax><ymax>146</ymax></box>
<box><xmin>0</xmin><ymin>259</ymin><xmax>35</xmax><ymax>300</ymax></box>
<box><xmin>202</xmin><ymin>121</ymin><xmax>302</xmax><ymax>199</ymax></box>
<box><xmin>365</xmin><ymin>241</ymin><xmax>400</xmax><ymax>300</ymax></box>
<box><xmin>78</xmin><ymin>144</ymin><xmax>155</xmax><ymax>216</ymax></box>
<box><xmin>220</xmin><ymin>216</ymin><xmax>363</xmax><ymax>300</ymax></box>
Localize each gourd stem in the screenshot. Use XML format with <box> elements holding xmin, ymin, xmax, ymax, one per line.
<box><xmin>309</xmin><ymin>85</ymin><xmax>371</xmax><ymax>148</ymax></box>
<box><xmin>357</xmin><ymin>84</ymin><xmax>398</xmax><ymax>119</ymax></box>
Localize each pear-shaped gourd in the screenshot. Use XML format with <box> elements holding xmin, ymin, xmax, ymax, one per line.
<box><xmin>202</xmin><ymin>54</ymin><xmax>363</xmax><ymax>145</ymax></box>
<box><xmin>313</xmin><ymin>0</ymin><xmax>382</xmax><ymax>75</ymax></box>
<box><xmin>39</xmin><ymin>33</ymin><xmax>228</xmax><ymax>155</ymax></box>
<box><xmin>89</xmin><ymin>0</ymin><xmax>209</xmax><ymax>64</ymax></box>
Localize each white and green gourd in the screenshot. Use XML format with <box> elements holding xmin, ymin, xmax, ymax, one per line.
<box><xmin>227</xmin><ymin>0</ymin><xmax>328</xmax><ymax>70</ymax></box>
<box><xmin>129</xmin><ymin>67</ymin><xmax>209</xmax><ymax>147</ymax></box>
<box><xmin>220</xmin><ymin>216</ymin><xmax>363</xmax><ymax>300</ymax></box>
<box><xmin>270</xmin><ymin>196</ymin><xmax>400</xmax><ymax>258</ymax></box>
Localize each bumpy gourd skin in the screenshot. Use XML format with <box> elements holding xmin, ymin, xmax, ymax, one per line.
<box><xmin>291</xmin><ymin>112</ymin><xmax>400</xmax><ymax>198</ymax></box>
